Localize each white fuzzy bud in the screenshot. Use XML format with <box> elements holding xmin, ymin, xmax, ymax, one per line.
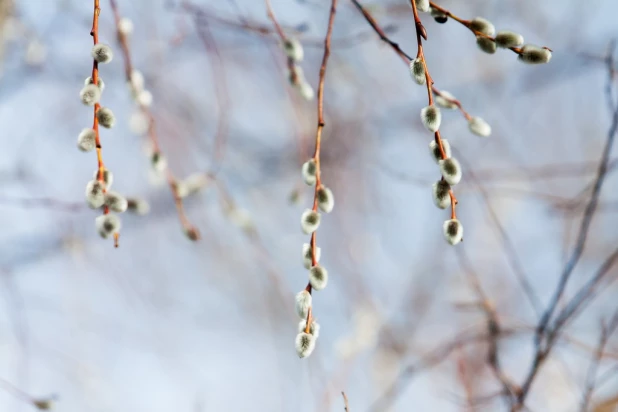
<box><xmin>432</xmin><ymin>180</ymin><xmax>451</xmax><ymax>209</ymax></box>
<box><xmin>430</xmin><ymin>7</ymin><xmax>448</xmax><ymax>23</ymax></box>
<box><xmin>302</xmin><ymin>159</ymin><xmax>317</xmax><ymax>186</ymax></box>
<box><xmin>96</xmin><ymin>107</ymin><xmax>116</xmax><ymax>128</ymax></box>
<box><xmin>298</xmin><ymin>319</ymin><xmax>320</xmax><ymax>338</ymax></box>
<box><xmin>129</xmin><ymin>110</ymin><xmax>150</xmax><ymax>135</ymax></box>
<box><xmin>91</xmin><ymin>44</ymin><xmax>113</xmax><ymax>63</ymax></box>
<box><xmin>301</xmin><ymin>209</ymin><xmax>321</xmax><ymax>234</ymax></box>
<box><xmin>302</xmin><ymin>243</ymin><xmax>322</xmax><ymax>269</ymax></box>
<box><xmin>104</xmin><ymin>191</ymin><xmax>128</xmax><ymax>213</ymax></box>
<box><xmin>118</xmin><ymin>17</ymin><xmax>134</xmax><ymax>36</ymax></box>
<box><xmin>295</xmin><ymin>332</ymin><xmax>316</xmax><ymax>358</ymax></box>
<box><xmin>93</xmin><ymin>168</ymin><xmax>113</xmax><ymax>189</ymax></box>
<box><xmin>77</xmin><ymin>128</ymin><xmax>96</xmax><ymax>152</ymax></box>
<box><xmin>129</xmin><ymin>70</ymin><xmax>145</xmax><ymax>92</ymax></box>
<box><xmin>317</xmin><ymin>186</ymin><xmax>334</xmax><ymax>213</ymax></box>
<box><xmin>85</xmin><ymin>76</ymin><xmax>105</xmax><ymax>91</ymax></box>
<box><xmin>443</xmin><ymin>218</ymin><xmax>463</xmax><ymax>245</ymax></box>
<box><xmin>80</xmin><ymin>84</ymin><xmax>101</xmax><ymax>106</ymax></box>
<box><xmin>177</xmin><ymin>173</ymin><xmax>210</xmax><ymax>198</ymax></box>
<box><xmin>429</xmin><ymin>139</ymin><xmax>451</xmax><ymax>163</ymax></box>
<box><xmin>226</xmin><ymin>208</ymin><xmax>255</xmax><ymax>231</ymax></box>
<box><xmin>298</xmin><ymin>81</ymin><xmax>315</xmax><ymax>101</ymax></box>
<box><xmin>415</xmin><ymin>0</ymin><xmax>430</xmax><ymax>12</ymax></box>
<box><xmin>420</xmin><ymin>105</ymin><xmax>441</xmax><ymax>133</ymax></box>
<box><xmin>468</xmin><ymin>116</ymin><xmax>491</xmax><ymax>137</ymax></box>
<box><xmin>495</xmin><ymin>31</ymin><xmax>524</xmax><ymax>48</ymax></box>
<box><xmin>435</xmin><ymin>91</ymin><xmax>458</xmax><ymax>109</ymax></box>
<box><xmin>439</xmin><ymin>157</ymin><xmax>462</xmax><ymax>186</ymax></box>
<box><xmin>476</xmin><ymin>36</ymin><xmax>497</xmax><ymax>54</ymax></box>
<box><xmin>85</xmin><ymin>179</ymin><xmax>105</xmax><ymax>208</ymax></box>
<box><xmin>518</xmin><ymin>44</ymin><xmax>552</xmax><ymax>65</ymax></box>
<box><xmin>409</xmin><ymin>58</ymin><xmax>426</xmax><ymax>85</ymax></box>
<box><xmin>127</xmin><ymin>198</ymin><xmax>150</xmax><ymax>215</ymax></box>
<box><xmin>95</xmin><ymin>213</ymin><xmax>121</xmax><ymax>239</ymax></box>
<box><xmin>469</xmin><ymin>17</ymin><xmax>495</xmax><ymax>36</ymax></box>
<box><xmin>295</xmin><ymin>290</ymin><xmax>312</xmax><ymax>319</ymax></box>
<box><xmin>283</xmin><ymin>37</ymin><xmax>304</xmax><ymax>62</ymax></box>
<box><xmin>309</xmin><ymin>265</ymin><xmax>328</xmax><ymax>291</ymax></box>
<box><xmin>136</xmin><ymin>89</ymin><xmax>153</xmax><ymax>107</ymax></box>
<box><xmin>151</xmin><ymin>152</ymin><xmax>167</xmax><ymax>172</ymax></box>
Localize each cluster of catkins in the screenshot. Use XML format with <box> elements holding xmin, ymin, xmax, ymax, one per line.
<box><xmin>283</xmin><ymin>38</ymin><xmax>314</xmax><ymax>101</ymax></box>
<box><xmin>293</xmin><ymin>158</ymin><xmax>335</xmax><ymax>358</ymax></box>
<box><xmin>78</xmin><ymin>41</ymin><xmax>149</xmax><ymax>241</ymax></box>
<box><xmin>416</xmin><ymin>1</ymin><xmax>552</xmax><ymax>64</ymax></box>
<box><xmin>78</xmin><ymin>43</ymin><xmax>125</xmax><ymax>239</ymax></box>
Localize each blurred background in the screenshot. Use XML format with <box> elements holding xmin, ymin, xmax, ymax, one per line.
<box><xmin>0</xmin><ymin>0</ymin><xmax>617</xmax><ymax>411</ymax></box>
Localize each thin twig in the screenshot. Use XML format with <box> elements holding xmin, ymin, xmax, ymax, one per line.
<box><xmin>109</xmin><ymin>0</ymin><xmax>201</xmax><ymax>240</ymax></box>
<box><xmin>580</xmin><ymin>310</ymin><xmax>618</xmax><ymax>412</ymax></box>
<box><xmin>342</xmin><ymin>391</ymin><xmax>349</xmax><ymax>411</ymax></box>
<box><xmin>303</xmin><ymin>0</ymin><xmax>338</xmax><ymax>333</ymax></box>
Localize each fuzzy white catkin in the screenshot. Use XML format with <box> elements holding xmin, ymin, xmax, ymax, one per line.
<box><xmin>80</xmin><ymin>84</ymin><xmax>101</xmax><ymax>106</ymax></box>
<box><xmin>118</xmin><ymin>17</ymin><xmax>134</xmax><ymax>36</ymax></box>
<box><xmin>303</xmin><ymin>243</ymin><xmax>322</xmax><ymax>269</ymax></box>
<box><xmin>432</xmin><ymin>180</ymin><xmax>451</xmax><ymax>209</ymax></box>
<box><xmin>77</xmin><ymin>128</ymin><xmax>96</xmax><ymax>152</ymax></box>
<box><xmin>435</xmin><ymin>91</ymin><xmax>458</xmax><ymax>109</ymax></box>
<box><xmin>129</xmin><ymin>110</ymin><xmax>150</xmax><ymax>135</ymax></box>
<box><xmin>309</xmin><ymin>265</ymin><xmax>328</xmax><ymax>291</ymax></box>
<box><xmin>469</xmin><ymin>17</ymin><xmax>495</xmax><ymax>36</ymax></box>
<box><xmin>317</xmin><ymin>186</ymin><xmax>334</xmax><ymax>213</ymax></box>
<box><xmin>430</xmin><ymin>7</ymin><xmax>448</xmax><ymax>23</ymax></box>
<box><xmin>295</xmin><ymin>290</ymin><xmax>312</xmax><ymax>319</ymax></box>
<box><xmin>415</xmin><ymin>0</ymin><xmax>430</xmax><ymax>12</ymax></box>
<box><xmin>301</xmin><ymin>209</ymin><xmax>321</xmax><ymax>234</ymax></box>
<box><xmin>439</xmin><ymin>157</ymin><xmax>462</xmax><ymax>186</ymax></box>
<box><xmin>95</xmin><ymin>213</ymin><xmax>121</xmax><ymax>239</ymax></box>
<box><xmin>129</xmin><ymin>70</ymin><xmax>145</xmax><ymax>92</ymax></box>
<box><xmin>91</xmin><ymin>44</ymin><xmax>113</xmax><ymax>63</ymax></box>
<box><xmin>85</xmin><ymin>76</ymin><xmax>105</xmax><ymax>91</ymax></box>
<box><xmin>519</xmin><ymin>44</ymin><xmax>552</xmax><ymax>64</ymax></box>
<box><xmin>302</xmin><ymin>159</ymin><xmax>317</xmax><ymax>186</ymax></box>
<box><xmin>127</xmin><ymin>198</ymin><xmax>150</xmax><ymax>215</ymax></box>
<box><xmin>495</xmin><ymin>31</ymin><xmax>524</xmax><ymax>48</ymax></box>
<box><xmin>104</xmin><ymin>191</ymin><xmax>128</xmax><ymax>213</ymax></box>
<box><xmin>429</xmin><ymin>139</ymin><xmax>451</xmax><ymax>163</ymax></box>
<box><xmin>298</xmin><ymin>319</ymin><xmax>320</xmax><ymax>338</ymax></box>
<box><xmin>136</xmin><ymin>89</ymin><xmax>153</xmax><ymax>107</ymax></box>
<box><xmin>295</xmin><ymin>332</ymin><xmax>316</xmax><ymax>358</ymax></box>
<box><xmin>476</xmin><ymin>37</ymin><xmax>497</xmax><ymax>54</ymax></box>
<box><xmin>96</xmin><ymin>107</ymin><xmax>116</xmax><ymax>128</ymax></box>
<box><xmin>93</xmin><ymin>168</ymin><xmax>113</xmax><ymax>189</ymax></box>
<box><xmin>85</xmin><ymin>180</ymin><xmax>105</xmax><ymax>208</ymax></box>
<box><xmin>443</xmin><ymin>218</ymin><xmax>463</xmax><ymax>245</ymax></box>
<box><xmin>409</xmin><ymin>58</ymin><xmax>426</xmax><ymax>85</ymax></box>
<box><xmin>298</xmin><ymin>81</ymin><xmax>315</xmax><ymax>101</ymax></box>
<box><xmin>283</xmin><ymin>38</ymin><xmax>304</xmax><ymax>62</ymax></box>
<box><xmin>151</xmin><ymin>152</ymin><xmax>168</xmax><ymax>172</ymax></box>
<box><xmin>468</xmin><ymin>116</ymin><xmax>492</xmax><ymax>137</ymax></box>
<box><xmin>226</xmin><ymin>208</ymin><xmax>255</xmax><ymax>232</ymax></box>
<box><xmin>421</xmin><ymin>105</ymin><xmax>441</xmax><ymax>133</ymax></box>
<box><xmin>178</xmin><ymin>173</ymin><xmax>210</xmax><ymax>198</ymax></box>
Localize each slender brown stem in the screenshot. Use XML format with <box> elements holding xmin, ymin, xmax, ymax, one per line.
<box><xmin>303</xmin><ymin>0</ymin><xmax>338</xmax><ymax>332</ymax></box>
<box><xmin>109</xmin><ymin>0</ymin><xmax>201</xmax><ymax>240</ymax></box>
<box><xmin>408</xmin><ymin>0</ymin><xmax>457</xmax><ymax>218</ymax></box>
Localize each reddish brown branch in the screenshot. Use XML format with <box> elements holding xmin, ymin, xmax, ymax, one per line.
<box><xmin>109</xmin><ymin>0</ymin><xmax>201</xmax><ymax>240</ymax></box>
<box><xmin>303</xmin><ymin>0</ymin><xmax>338</xmax><ymax>333</ymax></box>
